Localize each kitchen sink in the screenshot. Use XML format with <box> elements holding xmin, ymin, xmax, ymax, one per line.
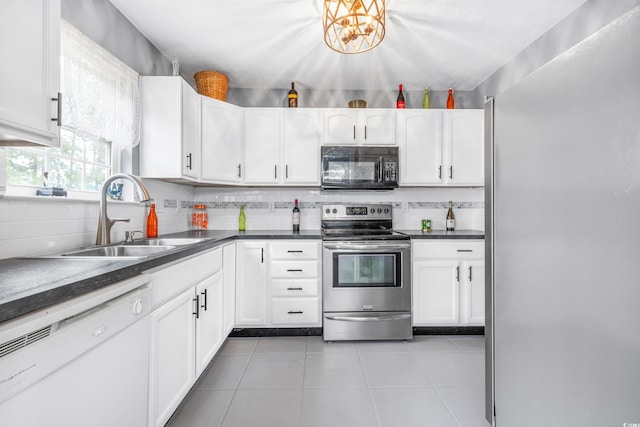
<box><xmin>60</xmin><ymin>245</ymin><xmax>176</xmax><ymax>258</ymax></box>
<box><xmin>130</xmin><ymin>238</ymin><xmax>206</xmax><ymax>246</ymax></box>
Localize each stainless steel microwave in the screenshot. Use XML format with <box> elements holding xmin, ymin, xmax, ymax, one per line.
<box><xmin>321</xmin><ymin>146</ymin><xmax>399</xmax><ymax>190</ymax></box>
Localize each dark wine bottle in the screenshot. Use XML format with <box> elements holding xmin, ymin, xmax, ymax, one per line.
<box><xmin>446</xmin><ymin>201</ymin><xmax>456</xmax><ymax>231</ymax></box>
<box><xmin>396</xmin><ymin>84</ymin><xmax>405</xmax><ymax>109</ymax></box>
<box><xmin>288</xmin><ymin>82</ymin><xmax>298</xmax><ymax>108</ymax></box>
<box><xmin>292</xmin><ymin>199</ymin><xmax>300</xmax><ymax>232</ymax></box>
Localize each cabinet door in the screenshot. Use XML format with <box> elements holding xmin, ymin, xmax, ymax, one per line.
<box><xmin>460</xmin><ymin>260</ymin><xmax>485</xmax><ymax>326</ymax></box>
<box><xmin>0</xmin><ymin>0</ymin><xmax>60</xmax><ymax>146</ymax></box>
<box><xmin>443</xmin><ymin>110</ymin><xmax>484</xmax><ymax>185</ymax></box>
<box><xmin>283</xmin><ymin>109</ymin><xmax>321</xmax><ymax>185</ymax></box>
<box><xmin>244</xmin><ymin>109</ymin><xmax>281</xmax><ymax>184</ymax></box>
<box><xmin>181</xmin><ymin>80</ymin><xmax>201</xmax><ymax>179</ymax></box>
<box><xmin>323</xmin><ymin>109</ymin><xmax>358</xmax><ymax>145</ymax></box>
<box><xmin>149</xmin><ymin>288</ymin><xmax>196</xmax><ymax>427</ymax></box>
<box><xmin>236</xmin><ymin>242</ymin><xmax>268</xmax><ymax>325</ymax></box>
<box><xmin>397</xmin><ymin>110</ymin><xmax>443</xmax><ymax>185</ymax></box>
<box><xmin>361</xmin><ymin>110</ymin><xmax>396</xmax><ymax>145</ymax></box>
<box><xmin>412</xmin><ymin>260</ymin><xmax>460</xmax><ymax>325</ymax></box>
<box><xmin>195</xmin><ymin>270</ymin><xmax>224</xmax><ymax>377</ymax></box>
<box><xmin>222</xmin><ymin>243</ymin><xmax>236</xmax><ymax>336</ymax></box>
<box><xmin>201</xmin><ymin>97</ymin><xmax>243</xmax><ymax>183</ymax></box>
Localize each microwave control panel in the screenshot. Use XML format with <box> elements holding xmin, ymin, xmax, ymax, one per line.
<box><xmin>383</xmin><ymin>160</ymin><xmax>398</xmax><ymax>183</ymax></box>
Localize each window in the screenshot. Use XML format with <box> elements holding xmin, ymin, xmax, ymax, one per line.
<box><xmin>5</xmin><ymin>20</ymin><xmax>139</xmax><ymax>194</ymax></box>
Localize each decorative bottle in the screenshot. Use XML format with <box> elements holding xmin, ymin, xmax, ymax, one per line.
<box><xmin>238</xmin><ymin>205</ymin><xmax>246</xmax><ymax>231</ymax></box>
<box><xmin>396</xmin><ymin>84</ymin><xmax>405</xmax><ymax>109</ymax></box>
<box><xmin>147</xmin><ymin>203</ymin><xmax>158</xmax><ymax>238</ymax></box>
<box><xmin>446</xmin><ymin>88</ymin><xmax>455</xmax><ymax>109</ymax></box>
<box><xmin>292</xmin><ymin>199</ymin><xmax>300</xmax><ymax>232</ymax></box>
<box><xmin>446</xmin><ymin>201</ymin><xmax>456</xmax><ymax>231</ymax></box>
<box><xmin>422</xmin><ymin>88</ymin><xmax>430</xmax><ymax>109</ymax></box>
<box><xmin>288</xmin><ymin>82</ymin><xmax>298</xmax><ymax>108</ymax></box>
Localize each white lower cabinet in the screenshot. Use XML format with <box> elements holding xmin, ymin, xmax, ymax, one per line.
<box><xmin>235</xmin><ymin>240</ymin><xmax>322</xmax><ymax>328</ymax></box>
<box><xmin>147</xmin><ymin>248</ymin><xmax>225</xmax><ymax>427</ymax></box>
<box><xmin>412</xmin><ymin>241</ymin><xmax>485</xmax><ymax>326</ymax></box>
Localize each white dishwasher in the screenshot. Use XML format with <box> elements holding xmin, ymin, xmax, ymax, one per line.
<box><xmin>0</xmin><ymin>275</ymin><xmax>152</xmax><ymax>427</ymax></box>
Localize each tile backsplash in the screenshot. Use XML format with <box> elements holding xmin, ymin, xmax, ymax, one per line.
<box><xmin>0</xmin><ymin>182</ymin><xmax>483</xmax><ymax>259</ymax></box>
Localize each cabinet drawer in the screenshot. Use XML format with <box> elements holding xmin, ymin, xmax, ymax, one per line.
<box><xmin>271</xmin><ymin>279</ymin><xmax>319</xmax><ymax>297</ymax></box>
<box><xmin>412</xmin><ymin>241</ymin><xmax>484</xmax><ymax>260</ymax></box>
<box><xmin>150</xmin><ymin>248</ymin><xmax>222</xmax><ymax>309</ymax></box>
<box><xmin>269</xmin><ymin>241</ymin><xmax>320</xmax><ymax>260</ymax></box>
<box><xmin>270</xmin><ymin>260</ymin><xmax>319</xmax><ymax>279</ymax></box>
<box><xmin>271</xmin><ymin>298</ymin><xmax>320</xmax><ymax>325</ymax></box>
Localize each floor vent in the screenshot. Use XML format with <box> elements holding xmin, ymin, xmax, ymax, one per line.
<box><xmin>0</xmin><ymin>326</ymin><xmax>52</xmax><ymax>359</ymax></box>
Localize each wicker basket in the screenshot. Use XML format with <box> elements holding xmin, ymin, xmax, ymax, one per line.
<box><xmin>194</xmin><ymin>70</ymin><xmax>228</xmax><ymax>101</ymax></box>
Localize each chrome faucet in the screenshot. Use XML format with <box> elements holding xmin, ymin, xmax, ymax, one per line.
<box><xmin>96</xmin><ymin>174</ymin><xmax>151</xmax><ymax>245</ymax></box>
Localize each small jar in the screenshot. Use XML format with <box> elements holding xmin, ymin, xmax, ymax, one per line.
<box><xmin>191</xmin><ymin>204</ymin><xmax>209</xmax><ymax>230</ymax></box>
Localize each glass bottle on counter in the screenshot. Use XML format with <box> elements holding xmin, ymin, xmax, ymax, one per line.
<box><xmin>238</xmin><ymin>205</ymin><xmax>246</xmax><ymax>231</ymax></box>
<box><xmin>147</xmin><ymin>202</ymin><xmax>158</xmax><ymax>238</ymax></box>
<box><xmin>292</xmin><ymin>199</ymin><xmax>300</xmax><ymax>232</ymax></box>
<box><xmin>446</xmin><ymin>201</ymin><xmax>456</xmax><ymax>231</ymax></box>
<box><xmin>288</xmin><ymin>82</ymin><xmax>298</xmax><ymax>108</ymax></box>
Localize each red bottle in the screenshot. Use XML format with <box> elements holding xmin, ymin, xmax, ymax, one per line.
<box><xmin>147</xmin><ymin>203</ymin><xmax>158</xmax><ymax>238</ymax></box>
<box><xmin>446</xmin><ymin>88</ymin><xmax>455</xmax><ymax>109</ymax></box>
<box><xmin>396</xmin><ymin>84</ymin><xmax>405</xmax><ymax>109</ymax></box>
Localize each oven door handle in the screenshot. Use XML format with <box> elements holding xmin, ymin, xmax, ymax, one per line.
<box><xmin>323</xmin><ymin>242</ymin><xmax>411</xmax><ymax>251</ymax></box>
<box><xmin>324</xmin><ymin>313</ymin><xmax>411</xmax><ymax>322</ymax></box>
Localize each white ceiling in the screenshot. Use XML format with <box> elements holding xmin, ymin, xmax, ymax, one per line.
<box><xmin>109</xmin><ymin>0</ymin><xmax>589</xmax><ymax>92</ymax></box>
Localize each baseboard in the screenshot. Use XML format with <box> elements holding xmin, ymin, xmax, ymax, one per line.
<box><xmin>229</xmin><ymin>326</ymin><xmax>484</xmax><ymax>337</ymax></box>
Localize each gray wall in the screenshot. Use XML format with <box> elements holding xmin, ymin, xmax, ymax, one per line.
<box><xmin>473</xmin><ymin>0</ymin><xmax>640</xmax><ymax>103</ymax></box>
<box><xmin>62</xmin><ymin>0</ymin><xmax>171</xmax><ymax>76</ymax></box>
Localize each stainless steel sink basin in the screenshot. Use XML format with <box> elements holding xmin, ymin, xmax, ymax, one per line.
<box><xmin>61</xmin><ymin>245</ymin><xmax>175</xmax><ymax>258</ymax></box>
<box><xmin>131</xmin><ymin>238</ymin><xmax>206</xmax><ymax>246</ymax></box>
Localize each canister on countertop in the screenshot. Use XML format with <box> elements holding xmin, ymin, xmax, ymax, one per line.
<box><xmin>421</xmin><ymin>219</ymin><xmax>432</xmax><ymax>232</ymax></box>
<box><xmin>191</xmin><ymin>203</ymin><xmax>208</xmax><ymax>230</ymax></box>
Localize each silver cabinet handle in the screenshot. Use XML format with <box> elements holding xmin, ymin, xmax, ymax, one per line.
<box><xmin>287</xmin><ymin>250</ymin><xmax>303</xmax><ymax>253</ymax></box>
<box><xmin>193</xmin><ymin>296</ymin><xmax>200</xmax><ymax>319</ymax></box>
<box><xmin>288</xmin><ymin>310</ymin><xmax>304</xmax><ymax>314</ymax></box>
<box><xmin>364</xmin><ymin>125</ymin><xmax>367</xmax><ymax>140</ymax></box>
<box><xmin>457</xmin><ymin>249</ymin><xmax>473</xmax><ymax>252</ymax></box>
<box><xmin>287</xmin><ymin>269</ymin><xmax>303</xmax><ymax>272</ymax></box>
<box><xmin>274</xmin><ymin>165</ymin><xmax>277</xmax><ymax>179</ymax></box>
<box><xmin>201</xmin><ymin>289</ymin><xmax>208</xmax><ymax>311</ymax></box>
<box><xmin>285</xmin><ymin>164</ymin><xmax>289</xmax><ymax>179</ymax></box>
<box><xmin>438</xmin><ymin>165</ymin><xmax>442</xmax><ymax>179</ymax></box>
<box><xmin>456</xmin><ymin>265</ymin><xmax>460</xmax><ymax>282</ymax></box>
<box><xmin>51</xmin><ymin>92</ymin><xmax>62</xmax><ymax>126</ymax></box>
<box><xmin>186</xmin><ymin>153</ymin><xmax>192</xmax><ymax>170</ymax></box>
<box><xmin>449</xmin><ymin>165</ymin><xmax>453</xmax><ymax>180</ymax></box>
<box><xmin>287</xmin><ymin>287</ymin><xmax>303</xmax><ymax>291</ymax></box>
<box><xmin>468</xmin><ymin>266</ymin><xmax>472</xmax><ymax>282</ymax></box>
<box><xmin>237</xmin><ymin>164</ymin><xmax>242</xmax><ymax>178</ymax></box>
<box><xmin>353</xmin><ymin>125</ymin><xmax>356</xmax><ymax>140</ymax></box>
<box><xmin>261</xmin><ymin>248</ymin><xmax>264</xmax><ymax>263</ymax></box>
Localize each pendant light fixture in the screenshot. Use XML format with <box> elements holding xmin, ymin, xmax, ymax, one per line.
<box><xmin>323</xmin><ymin>0</ymin><xmax>386</xmax><ymax>54</ymax></box>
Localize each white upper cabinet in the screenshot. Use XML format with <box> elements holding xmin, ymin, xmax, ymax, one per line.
<box><xmin>443</xmin><ymin>110</ymin><xmax>484</xmax><ymax>186</ymax></box>
<box><xmin>282</xmin><ymin>109</ymin><xmax>320</xmax><ymax>185</ymax></box>
<box><xmin>201</xmin><ymin>96</ymin><xmax>244</xmax><ymax>184</ymax></box>
<box><xmin>243</xmin><ymin>108</ymin><xmax>321</xmax><ymax>185</ymax></box>
<box><xmin>243</xmin><ymin>109</ymin><xmax>282</xmax><ymax>184</ymax></box>
<box><xmin>397</xmin><ymin>110</ymin><xmax>443</xmax><ymax>185</ymax></box>
<box><xmin>0</xmin><ymin>0</ymin><xmax>61</xmax><ymax>146</ymax></box>
<box><xmin>398</xmin><ymin>109</ymin><xmax>484</xmax><ymax>186</ymax></box>
<box><xmin>140</xmin><ymin>77</ymin><xmax>201</xmax><ymax>180</ymax></box>
<box><xmin>323</xmin><ymin>109</ymin><xmax>395</xmax><ymax>145</ymax></box>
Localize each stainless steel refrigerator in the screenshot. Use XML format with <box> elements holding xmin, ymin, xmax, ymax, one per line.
<box><xmin>485</xmin><ymin>6</ymin><xmax>640</xmax><ymax>426</ymax></box>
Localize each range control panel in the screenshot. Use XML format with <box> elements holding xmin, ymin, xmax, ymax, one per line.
<box><xmin>321</xmin><ymin>204</ymin><xmax>393</xmax><ymax>220</ymax></box>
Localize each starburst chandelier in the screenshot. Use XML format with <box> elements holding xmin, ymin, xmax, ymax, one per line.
<box><xmin>323</xmin><ymin>0</ymin><xmax>386</xmax><ymax>54</ymax></box>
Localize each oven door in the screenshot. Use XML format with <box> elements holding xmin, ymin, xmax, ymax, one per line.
<box><xmin>322</xmin><ymin>241</ymin><xmax>411</xmax><ymax>312</ymax></box>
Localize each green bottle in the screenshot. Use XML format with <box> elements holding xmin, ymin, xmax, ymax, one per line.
<box><xmin>238</xmin><ymin>205</ymin><xmax>246</xmax><ymax>231</ymax></box>
<box><xmin>422</xmin><ymin>88</ymin><xmax>430</xmax><ymax>109</ymax></box>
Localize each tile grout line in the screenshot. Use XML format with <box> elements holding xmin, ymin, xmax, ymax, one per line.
<box><xmin>217</xmin><ymin>338</ymin><xmax>258</xmax><ymax>427</ymax></box>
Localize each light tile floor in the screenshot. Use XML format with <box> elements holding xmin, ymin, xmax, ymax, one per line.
<box><xmin>167</xmin><ymin>335</ymin><xmax>490</xmax><ymax>427</ymax></box>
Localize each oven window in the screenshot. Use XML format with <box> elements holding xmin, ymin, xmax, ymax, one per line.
<box><xmin>333</xmin><ymin>253</ymin><xmax>400</xmax><ymax>288</ymax></box>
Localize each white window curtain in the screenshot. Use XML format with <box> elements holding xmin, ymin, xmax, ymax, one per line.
<box><xmin>60</xmin><ymin>20</ymin><xmax>140</xmax><ymax>151</ymax></box>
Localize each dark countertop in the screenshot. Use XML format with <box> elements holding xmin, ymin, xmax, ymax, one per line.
<box><xmin>0</xmin><ymin>229</ymin><xmax>482</xmax><ymax>325</ymax></box>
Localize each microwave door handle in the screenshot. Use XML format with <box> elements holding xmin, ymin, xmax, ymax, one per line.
<box><xmin>378</xmin><ymin>158</ymin><xmax>384</xmax><ymax>183</ymax></box>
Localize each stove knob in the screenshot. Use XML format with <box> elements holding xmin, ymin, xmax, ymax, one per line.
<box><xmin>370</xmin><ymin>206</ymin><xmax>375</xmax><ymax>214</ymax></box>
<box><xmin>384</xmin><ymin>208</ymin><xmax>389</xmax><ymax>214</ymax></box>
<box><xmin>377</xmin><ymin>208</ymin><xmax>382</xmax><ymax>214</ymax></box>
<box><xmin>332</xmin><ymin>208</ymin><xmax>337</xmax><ymax>214</ymax></box>
<box><xmin>325</xmin><ymin>208</ymin><xmax>330</xmax><ymax>214</ymax></box>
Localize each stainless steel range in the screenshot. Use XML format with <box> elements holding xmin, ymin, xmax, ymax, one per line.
<box><xmin>322</xmin><ymin>204</ymin><xmax>412</xmax><ymax>341</ymax></box>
